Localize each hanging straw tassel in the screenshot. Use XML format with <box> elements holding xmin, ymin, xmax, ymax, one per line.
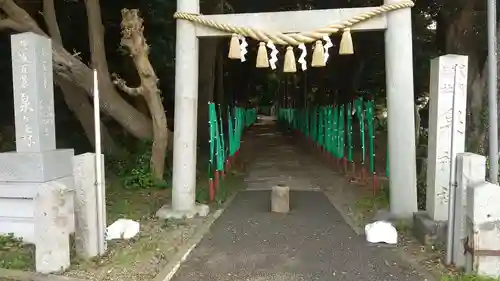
<box><xmin>339</xmin><ymin>28</ymin><xmax>354</xmax><ymax>55</ymax></box>
<box><xmin>283</xmin><ymin>46</ymin><xmax>296</xmax><ymax>73</ymax></box>
<box><xmin>228</xmin><ymin>34</ymin><xmax>241</xmax><ymax>59</ymax></box>
<box><xmin>256</xmin><ymin>42</ymin><xmax>269</xmax><ymax>68</ymax></box>
<box><xmin>311</xmin><ymin>40</ymin><xmax>326</xmax><ymax>67</ymax></box>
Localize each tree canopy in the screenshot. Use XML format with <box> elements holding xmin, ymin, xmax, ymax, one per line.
<box><xmin>0</xmin><ymin>0</ymin><xmax>495</xmax><ymax>183</ymax></box>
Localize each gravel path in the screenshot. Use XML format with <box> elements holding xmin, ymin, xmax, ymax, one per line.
<box><xmin>171</xmin><ymin>124</ymin><xmax>426</xmax><ymax>281</ymax></box>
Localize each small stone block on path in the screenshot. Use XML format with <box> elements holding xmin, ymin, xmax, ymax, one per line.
<box><xmin>271</xmin><ymin>184</ymin><xmax>289</xmax><ymax>213</ymax></box>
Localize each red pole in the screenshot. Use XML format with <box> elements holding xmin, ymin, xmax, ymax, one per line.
<box><xmin>361</xmin><ymin>166</ymin><xmax>367</xmax><ymax>184</ymax></box>
<box><xmin>372</xmin><ymin>173</ymin><xmax>378</xmax><ymax>196</ymax></box>
<box><xmin>209</xmin><ymin>178</ymin><xmax>215</xmax><ymax>202</ymax></box>
<box><xmin>214</xmin><ymin>170</ymin><xmax>220</xmax><ymax>191</ymax></box>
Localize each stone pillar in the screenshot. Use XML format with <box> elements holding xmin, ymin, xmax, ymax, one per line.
<box><xmin>156</xmin><ymin>0</ymin><xmax>209</xmax><ymax>219</ymax></box>
<box><xmin>0</xmin><ymin>32</ymin><xmax>75</xmax><ymax>274</ymax></box>
<box><xmin>465</xmin><ymin>181</ymin><xmax>500</xmax><ymax>278</ymax></box>
<box><xmin>35</xmin><ymin>177</ymin><xmax>74</xmax><ymax>274</ymax></box>
<box><xmin>453</xmin><ymin>153</ymin><xmax>486</xmax><ymax>268</ymax></box>
<box><xmin>11</xmin><ymin>33</ymin><xmax>56</xmax><ymax>153</ymax></box>
<box><xmin>73</xmin><ymin>153</ymin><xmax>107</xmax><ymax>259</ymax></box>
<box><xmin>384</xmin><ymin>0</ymin><xmax>418</xmax><ymax>217</ymax></box>
<box><xmin>426</xmin><ymin>55</ymin><xmax>468</xmax><ymax>221</ymax></box>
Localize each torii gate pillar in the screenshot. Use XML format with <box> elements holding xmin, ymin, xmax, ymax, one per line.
<box><xmin>156</xmin><ymin>0</ymin><xmax>208</xmax><ymax>219</ymax></box>
<box><xmin>384</xmin><ymin>0</ymin><xmax>418</xmax><ymax>217</ymax></box>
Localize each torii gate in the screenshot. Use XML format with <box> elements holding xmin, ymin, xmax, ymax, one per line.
<box><xmin>162</xmin><ymin>0</ymin><xmax>418</xmax><ymax>219</ymax></box>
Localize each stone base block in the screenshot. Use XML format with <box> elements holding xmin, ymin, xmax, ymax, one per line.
<box><xmin>0</xmin><ymin>177</ymin><xmax>75</xmax><ymax>243</ymax></box>
<box><xmin>0</xmin><ymin>149</ymin><xmax>74</xmax><ymax>182</ymax></box>
<box><xmin>413</xmin><ymin>211</ymin><xmax>447</xmax><ymax>248</ymax></box>
<box><xmin>35</xmin><ymin>177</ymin><xmax>75</xmax><ymax>274</ymax></box>
<box><xmin>156</xmin><ymin>203</ymin><xmax>209</xmax><ymax>219</ymax></box>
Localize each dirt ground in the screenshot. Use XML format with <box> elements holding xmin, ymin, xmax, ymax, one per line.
<box><xmin>62</xmin><ymin>187</ymin><xmax>205</xmax><ymax>281</ymax></box>
<box><xmin>60</xmin><ymin>170</ymin><xmax>245</xmax><ymax>281</ymax></box>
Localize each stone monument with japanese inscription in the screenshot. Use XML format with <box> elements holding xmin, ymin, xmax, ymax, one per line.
<box><xmin>0</xmin><ymin>32</ymin><xmax>75</xmax><ymax>274</ymax></box>
<box><xmin>413</xmin><ymin>54</ymin><xmax>468</xmax><ymax>248</ymax></box>
<box><xmin>427</xmin><ymin>54</ymin><xmax>468</xmax><ymax>221</ymax></box>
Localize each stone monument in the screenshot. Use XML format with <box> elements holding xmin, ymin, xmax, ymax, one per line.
<box><xmin>413</xmin><ymin>54</ymin><xmax>468</xmax><ymax>248</ymax></box>
<box><xmin>0</xmin><ymin>32</ymin><xmax>75</xmax><ymax>274</ymax></box>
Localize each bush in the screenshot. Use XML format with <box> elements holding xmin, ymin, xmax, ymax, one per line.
<box><xmin>106</xmin><ymin>141</ymin><xmax>170</xmax><ymax>190</ymax></box>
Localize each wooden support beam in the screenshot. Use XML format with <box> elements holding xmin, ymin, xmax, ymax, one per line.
<box><xmin>196</xmin><ymin>7</ymin><xmax>387</xmax><ymax>37</ymax></box>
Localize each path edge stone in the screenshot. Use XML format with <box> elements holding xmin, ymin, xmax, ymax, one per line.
<box><xmin>152</xmin><ymin>193</ymin><xmax>238</xmax><ymax>281</ymax></box>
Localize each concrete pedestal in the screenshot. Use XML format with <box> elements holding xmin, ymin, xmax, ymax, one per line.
<box><xmin>34</xmin><ymin>177</ymin><xmax>74</xmax><ymax>274</ymax></box>
<box><xmin>412</xmin><ymin>211</ymin><xmax>447</xmax><ymax>248</ymax></box>
<box><xmin>156</xmin><ymin>203</ymin><xmax>209</xmax><ymax>219</ymax></box>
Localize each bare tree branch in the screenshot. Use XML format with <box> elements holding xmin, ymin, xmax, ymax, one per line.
<box><xmin>112</xmin><ymin>73</ymin><xmax>143</xmax><ymax>96</ymax></box>
<box><xmin>0</xmin><ymin>0</ymin><xmax>45</xmax><ymax>35</ymax></box>
<box><xmin>0</xmin><ymin>18</ymin><xmax>28</xmax><ymax>31</ymax></box>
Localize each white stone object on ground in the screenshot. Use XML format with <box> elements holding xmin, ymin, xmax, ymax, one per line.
<box><xmin>106</xmin><ymin>219</ymin><xmax>140</xmax><ymax>240</ymax></box>
<box><xmin>271</xmin><ymin>184</ymin><xmax>290</xmax><ymax>213</ymax></box>
<box><xmin>365</xmin><ymin>221</ymin><xmax>398</xmax><ymax>244</ymax></box>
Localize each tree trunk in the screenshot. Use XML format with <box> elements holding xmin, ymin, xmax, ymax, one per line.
<box><xmin>197</xmin><ymin>0</ymin><xmax>225</xmax><ymax>150</ymax></box>
<box><xmin>0</xmin><ymin>0</ymin><xmax>156</xmax><ymax>140</ymax></box>
<box><xmin>116</xmin><ymin>9</ymin><xmax>168</xmax><ymax>180</ymax></box>
<box><xmin>42</xmin><ymin>0</ymin><xmax>116</xmax><ymax>154</ymax></box>
<box><xmin>197</xmin><ymin>38</ymin><xmax>217</xmax><ymax>149</ymax></box>
<box><xmin>215</xmin><ymin>46</ymin><xmax>224</xmax><ymax>106</ymax></box>
<box><xmin>468</xmin><ymin>61</ymin><xmax>487</xmax><ymax>153</ymax></box>
<box><xmin>441</xmin><ymin>1</ymin><xmax>487</xmax><ymax>153</ymax></box>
